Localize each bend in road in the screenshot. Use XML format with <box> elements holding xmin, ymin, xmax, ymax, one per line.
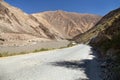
<box><xmin>0</xmin><ymin>44</ymin><xmax>102</xmax><ymax>80</ymax></box>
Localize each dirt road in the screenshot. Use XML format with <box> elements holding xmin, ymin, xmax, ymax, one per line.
<box><xmin>0</xmin><ymin>44</ymin><xmax>102</xmax><ymax>80</ymax></box>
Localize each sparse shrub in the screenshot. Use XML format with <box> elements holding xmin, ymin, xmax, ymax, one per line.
<box><xmin>19</xmin><ymin>52</ymin><xmax>26</xmax><ymax>54</ymax></box>
<box><xmin>0</xmin><ymin>38</ymin><xmax>5</xmax><ymax>41</ymax></box>
<box><xmin>0</xmin><ymin>53</ymin><xmax>2</xmax><ymax>57</ymax></box>
<box><xmin>40</xmin><ymin>48</ymin><xmax>49</xmax><ymax>51</ymax></box>
<box><xmin>33</xmin><ymin>48</ymin><xmax>52</xmax><ymax>53</ymax></box>
<box><xmin>0</xmin><ymin>52</ymin><xmax>9</xmax><ymax>57</ymax></box>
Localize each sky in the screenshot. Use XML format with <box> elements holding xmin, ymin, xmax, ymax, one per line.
<box><xmin>4</xmin><ymin>0</ymin><xmax>120</xmax><ymax>16</ymax></box>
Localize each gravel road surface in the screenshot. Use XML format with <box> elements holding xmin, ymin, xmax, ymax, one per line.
<box><xmin>0</xmin><ymin>44</ymin><xmax>102</xmax><ymax>80</ymax></box>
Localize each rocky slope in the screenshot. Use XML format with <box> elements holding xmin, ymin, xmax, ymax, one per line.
<box><xmin>74</xmin><ymin>7</ymin><xmax>120</xmax><ymax>55</ymax></box>
<box><xmin>32</xmin><ymin>11</ymin><xmax>101</xmax><ymax>39</ymax></box>
<box><xmin>0</xmin><ymin>1</ymin><xmax>101</xmax><ymax>46</ymax></box>
<box><xmin>90</xmin><ymin>8</ymin><xmax>120</xmax><ymax>79</ymax></box>
<box><xmin>74</xmin><ymin>8</ymin><xmax>120</xmax><ymax>78</ymax></box>
<box><xmin>90</xmin><ymin>8</ymin><xmax>120</xmax><ymax>52</ymax></box>
<box><xmin>74</xmin><ymin>7</ymin><xmax>120</xmax><ymax>52</ymax></box>
<box><xmin>0</xmin><ymin>1</ymin><xmax>58</xmax><ymax>41</ymax></box>
<box><xmin>74</xmin><ymin>8</ymin><xmax>120</xmax><ymax>44</ymax></box>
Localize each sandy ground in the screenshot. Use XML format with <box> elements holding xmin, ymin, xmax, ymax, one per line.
<box><xmin>0</xmin><ymin>44</ymin><xmax>102</xmax><ymax>80</ymax></box>
<box><xmin>0</xmin><ymin>40</ymin><xmax>70</xmax><ymax>53</ymax></box>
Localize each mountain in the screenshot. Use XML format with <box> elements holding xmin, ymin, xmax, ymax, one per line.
<box><xmin>32</xmin><ymin>11</ymin><xmax>101</xmax><ymax>39</ymax></box>
<box><xmin>0</xmin><ymin>1</ymin><xmax>101</xmax><ymax>46</ymax></box>
<box><xmin>74</xmin><ymin>8</ymin><xmax>120</xmax><ymax>44</ymax></box>
<box><xmin>0</xmin><ymin>1</ymin><xmax>58</xmax><ymax>41</ymax></box>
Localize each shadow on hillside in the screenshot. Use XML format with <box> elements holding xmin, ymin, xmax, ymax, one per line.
<box><xmin>50</xmin><ymin>48</ymin><xmax>102</xmax><ymax>80</ymax></box>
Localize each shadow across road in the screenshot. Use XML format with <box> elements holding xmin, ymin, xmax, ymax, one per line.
<box><xmin>50</xmin><ymin>48</ymin><xmax>102</xmax><ymax>80</ymax></box>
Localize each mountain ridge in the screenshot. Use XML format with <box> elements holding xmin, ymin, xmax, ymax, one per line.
<box><xmin>32</xmin><ymin>10</ymin><xmax>101</xmax><ymax>38</ymax></box>
<box><xmin>0</xmin><ymin>1</ymin><xmax>101</xmax><ymax>46</ymax></box>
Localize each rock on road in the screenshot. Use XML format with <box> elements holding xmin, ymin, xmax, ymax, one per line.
<box><xmin>0</xmin><ymin>44</ymin><xmax>102</xmax><ymax>80</ymax></box>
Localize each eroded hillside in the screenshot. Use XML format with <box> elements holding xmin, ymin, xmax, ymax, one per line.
<box><xmin>74</xmin><ymin>8</ymin><xmax>120</xmax><ymax>44</ymax></box>
<box><xmin>33</xmin><ymin>11</ymin><xmax>101</xmax><ymax>39</ymax></box>
<box><xmin>74</xmin><ymin>8</ymin><xmax>120</xmax><ymax>79</ymax></box>
<box><xmin>0</xmin><ymin>1</ymin><xmax>101</xmax><ymax>46</ymax></box>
